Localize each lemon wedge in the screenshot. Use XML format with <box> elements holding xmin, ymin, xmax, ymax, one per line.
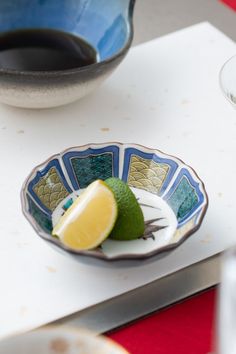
<box><xmin>52</xmin><ymin>180</ymin><xmax>117</xmax><ymax>250</ymax></box>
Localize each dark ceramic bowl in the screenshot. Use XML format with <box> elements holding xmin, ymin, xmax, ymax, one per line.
<box><xmin>21</xmin><ymin>143</ymin><xmax>208</xmax><ymax>265</ymax></box>
<box><xmin>0</xmin><ymin>0</ymin><xmax>135</xmax><ymax>108</ymax></box>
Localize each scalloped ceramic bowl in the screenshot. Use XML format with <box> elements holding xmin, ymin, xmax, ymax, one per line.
<box><xmin>21</xmin><ymin>143</ymin><xmax>208</xmax><ymax>265</ymax></box>
<box><xmin>0</xmin><ymin>327</ymin><xmax>129</xmax><ymax>354</ymax></box>
<box><xmin>0</xmin><ymin>0</ymin><xmax>135</xmax><ymax>108</ymax></box>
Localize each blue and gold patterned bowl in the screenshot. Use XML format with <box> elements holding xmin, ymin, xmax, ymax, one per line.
<box><xmin>0</xmin><ymin>0</ymin><xmax>135</xmax><ymax>108</ymax></box>
<box><xmin>21</xmin><ymin>143</ymin><xmax>208</xmax><ymax>264</ymax></box>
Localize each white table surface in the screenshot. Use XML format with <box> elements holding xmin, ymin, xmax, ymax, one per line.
<box><xmin>1</xmin><ymin>22</ymin><xmax>236</xmax><ymax>339</ymax></box>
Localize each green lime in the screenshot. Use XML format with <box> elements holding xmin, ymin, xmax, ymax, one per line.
<box><xmin>105</xmin><ymin>177</ymin><xmax>145</xmax><ymax>240</ymax></box>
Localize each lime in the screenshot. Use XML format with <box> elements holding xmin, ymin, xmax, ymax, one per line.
<box><xmin>105</xmin><ymin>177</ymin><xmax>145</xmax><ymax>240</ymax></box>
<box><xmin>52</xmin><ymin>180</ymin><xmax>117</xmax><ymax>250</ymax></box>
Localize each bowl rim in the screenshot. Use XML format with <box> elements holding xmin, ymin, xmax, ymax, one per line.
<box><xmin>219</xmin><ymin>54</ymin><xmax>236</xmax><ymax>106</ymax></box>
<box><xmin>0</xmin><ymin>325</ymin><xmax>130</xmax><ymax>354</ymax></box>
<box><xmin>0</xmin><ymin>0</ymin><xmax>135</xmax><ymax>77</ymax></box>
<box><xmin>21</xmin><ymin>142</ymin><xmax>208</xmax><ymax>262</ymax></box>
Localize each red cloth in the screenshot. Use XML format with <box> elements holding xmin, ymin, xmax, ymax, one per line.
<box><xmin>220</xmin><ymin>0</ymin><xmax>236</xmax><ymax>10</ymax></box>
<box><xmin>108</xmin><ymin>288</ymin><xmax>217</xmax><ymax>354</ymax></box>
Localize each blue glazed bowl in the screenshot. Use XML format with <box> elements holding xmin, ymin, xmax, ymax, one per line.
<box><xmin>21</xmin><ymin>143</ymin><xmax>208</xmax><ymax>265</ymax></box>
<box><xmin>0</xmin><ymin>0</ymin><xmax>135</xmax><ymax>108</ymax></box>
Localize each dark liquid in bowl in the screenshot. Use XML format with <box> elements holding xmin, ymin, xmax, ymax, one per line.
<box><xmin>0</xmin><ymin>28</ymin><xmax>97</xmax><ymax>71</ymax></box>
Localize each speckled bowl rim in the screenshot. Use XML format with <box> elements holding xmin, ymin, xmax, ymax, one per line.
<box><xmin>0</xmin><ymin>325</ymin><xmax>130</xmax><ymax>354</ymax></box>
<box><xmin>21</xmin><ymin>142</ymin><xmax>208</xmax><ymax>262</ymax></box>
<box><xmin>0</xmin><ymin>0</ymin><xmax>135</xmax><ymax>77</ymax></box>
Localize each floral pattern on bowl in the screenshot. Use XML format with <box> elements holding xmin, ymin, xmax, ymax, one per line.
<box><xmin>21</xmin><ymin>143</ymin><xmax>208</xmax><ymax>262</ymax></box>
